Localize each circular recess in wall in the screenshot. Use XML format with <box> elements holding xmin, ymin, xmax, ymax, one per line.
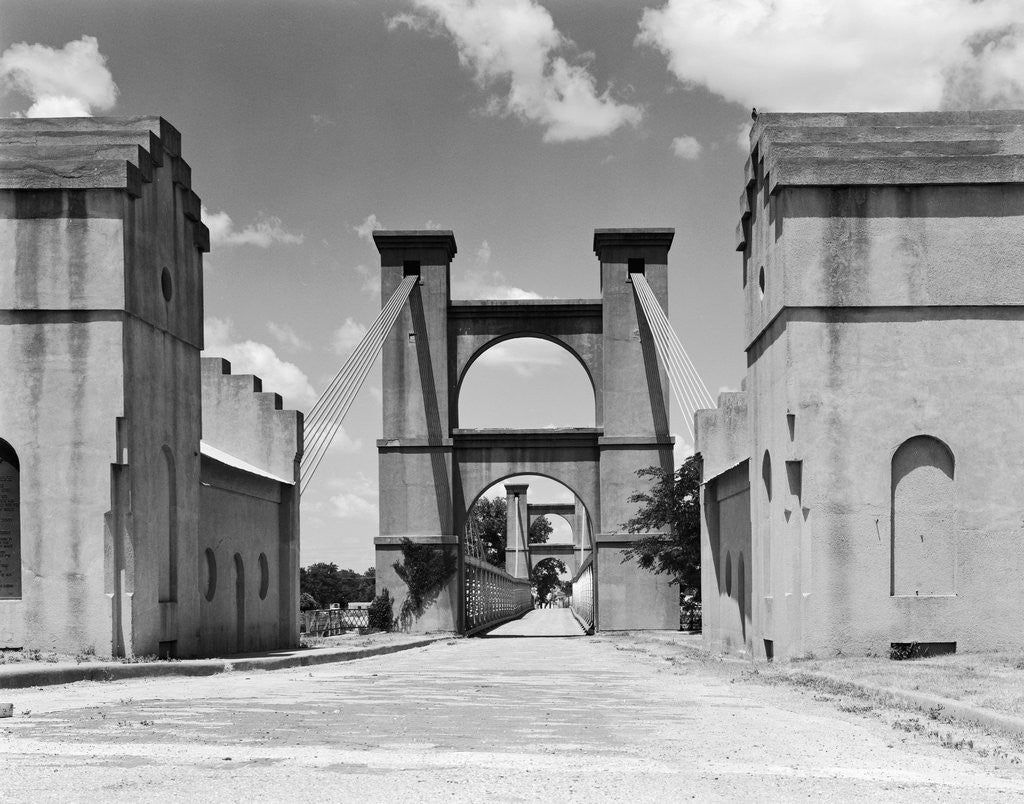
<box><xmin>204</xmin><ymin>548</ymin><xmax>217</xmax><ymax>601</ymax></box>
<box><xmin>161</xmin><ymin>267</ymin><xmax>173</xmax><ymax>302</ymax></box>
<box><xmin>758</xmin><ymin>265</ymin><xmax>765</xmax><ymax>298</ymax></box>
<box><xmin>258</xmin><ymin>553</ymin><xmax>270</xmax><ymax>600</ymax></box>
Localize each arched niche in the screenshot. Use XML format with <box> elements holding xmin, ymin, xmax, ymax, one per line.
<box><xmin>456</xmin><ymin>336</ymin><xmax>597</xmax><ymax>429</ymax></box>
<box><xmin>0</xmin><ymin>439</ymin><xmax>21</xmax><ymax>600</ymax></box>
<box><xmin>891</xmin><ymin>435</ymin><xmax>956</xmax><ymax>596</ymax></box>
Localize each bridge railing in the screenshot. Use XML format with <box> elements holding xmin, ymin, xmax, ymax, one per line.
<box><xmin>301</xmin><ymin>607</ymin><xmax>370</xmax><ymax>637</ymax></box>
<box><xmin>570</xmin><ymin>555</ymin><xmax>595</xmax><ymax>634</ymax></box>
<box><xmin>463</xmin><ymin>555</ymin><xmax>532</xmax><ymax>636</ymax></box>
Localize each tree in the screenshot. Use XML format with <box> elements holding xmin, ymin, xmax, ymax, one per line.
<box><xmin>531</xmin><ymin>557</ymin><xmax>568</xmax><ymax>604</ymax></box>
<box><xmin>299</xmin><ymin>562</ymin><xmax>349</xmax><ymax>609</ymax></box>
<box><xmin>528</xmin><ymin>514</ymin><xmax>552</xmax><ymax>544</ymax></box>
<box><xmin>620</xmin><ymin>454</ymin><xmax>702</xmax><ymax>627</ymax></box>
<box><xmin>467</xmin><ymin>495</ymin><xmax>507</xmax><ymax>567</ymax></box>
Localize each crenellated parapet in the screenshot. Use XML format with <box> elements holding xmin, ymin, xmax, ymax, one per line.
<box><xmin>200</xmin><ymin>357</ymin><xmax>303</xmax><ymax>485</ymax></box>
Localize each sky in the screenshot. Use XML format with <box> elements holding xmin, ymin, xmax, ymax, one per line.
<box><xmin>2</xmin><ymin>0</ymin><xmax>1023</xmax><ymax>571</ymax></box>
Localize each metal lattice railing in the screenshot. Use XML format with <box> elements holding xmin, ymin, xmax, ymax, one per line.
<box><xmin>570</xmin><ymin>557</ymin><xmax>595</xmax><ymax>633</ymax></box>
<box><xmin>463</xmin><ymin>555</ymin><xmax>532</xmax><ymax>635</ymax></box>
<box><xmin>301</xmin><ymin>607</ymin><xmax>370</xmax><ymax>637</ymax></box>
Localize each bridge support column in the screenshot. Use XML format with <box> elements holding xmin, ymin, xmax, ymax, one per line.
<box><xmin>594</xmin><ymin>229</ymin><xmax>679</xmax><ymax>631</ymax></box>
<box><xmin>374</xmin><ymin>231</ymin><xmax>460</xmax><ymax>632</ymax></box>
<box><xmin>504</xmin><ymin>484</ymin><xmax>530</xmax><ymax>578</ymax></box>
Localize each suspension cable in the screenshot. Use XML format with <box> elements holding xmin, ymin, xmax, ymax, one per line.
<box><xmin>631</xmin><ymin>273</ymin><xmax>715</xmax><ymax>441</ymax></box>
<box><xmin>299</xmin><ymin>275</ymin><xmax>417</xmax><ymax>495</ymax></box>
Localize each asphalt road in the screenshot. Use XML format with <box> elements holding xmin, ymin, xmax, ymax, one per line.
<box><xmin>2</xmin><ymin>622</ymin><xmax>1023</xmax><ymax>802</ymax></box>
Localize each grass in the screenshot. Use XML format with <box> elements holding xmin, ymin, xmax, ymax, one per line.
<box><xmin>785</xmin><ymin>651</ymin><xmax>1024</xmax><ymax>718</ymax></box>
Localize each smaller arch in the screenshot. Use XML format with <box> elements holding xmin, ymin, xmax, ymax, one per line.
<box><xmin>457</xmin><ymin>332</ymin><xmax>597</xmax><ymax>400</ymax></box>
<box><xmin>234</xmin><ymin>553</ymin><xmax>245</xmax><ymax>652</ymax></box>
<box><xmin>724</xmin><ymin>550</ymin><xmax>733</xmax><ymax>597</ymax></box>
<box><xmin>258</xmin><ymin>553</ymin><xmax>270</xmax><ymax>600</ymax></box>
<box><xmin>761</xmin><ymin>450</ymin><xmax>772</xmax><ymax>502</ymax></box>
<box><xmin>202</xmin><ymin>548</ymin><xmax>217</xmax><ymax>602</ymax></box>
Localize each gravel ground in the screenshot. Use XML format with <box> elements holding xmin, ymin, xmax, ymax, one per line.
<box><xmin>1</xmin><ymin>621</ymin><xmax>1024</xmax><ymax>802</ymax></box>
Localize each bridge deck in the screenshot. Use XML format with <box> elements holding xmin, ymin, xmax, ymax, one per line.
<box><xmin>484</xmin><ymin>607</ymin><xmax>584</xmax><ymax>637</ymax></box>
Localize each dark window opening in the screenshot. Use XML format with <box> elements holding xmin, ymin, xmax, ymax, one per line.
<box><xmin>890</xmin><ymin>641</ymin><xmax>956</xmax><ymax>660</ymax></box>
<box><xmin>403</xmin><ymin>260</ymin><xmax>421</xmax><ymax>277</ymax></box>
<box><xmin>628</xmin><ymin>258</ymin><xmax>645</xmax><ymax>275</ymax></box>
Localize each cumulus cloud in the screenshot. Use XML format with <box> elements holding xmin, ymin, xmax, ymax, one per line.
<box><xmin>671</xmin><ymin>135</ymin><xmax>703</xmax><ymax>160</ymax></box>
<box><xmin>638</xmin><ymin>0</ymin><xmax>1024</xmax><ymax>112</ymax></box>
<box><xmin>351</xmin><ymin>263</ymin><xmax>381</xmax><ymax>296</ymax></box>
<box><xmin>0</xmin><ymin>35</ymin><xmax>118</xmax><ymax>117</ymax></box>
<box><xmin>474</xmin><ymin>338</ymin><xmax>565</xmax><ymax>378</ymax></box>
<box><xmin>201</xmin><ymin>205</ymin><xmax>303</xmax><ymax>249</ymax></box>
<box><xmin>267</xmin><ymin>322</ymin><xmax>310</xmax><ymax>351</ymax></box>
<box><xmin>353</xmin><ymin>213</ymin><xmax>384</xmax><ymax>245</ymax></box>
<box><xmin>387</xmin><ymin>12</ymin><xmax>433</xmax><ymax>33</ymax></box>
<box><xmin>408</xmin><ymin>0</ymin><xmax>642</xmax><ymax>141</ymax></box>
<box><xmin>332</xmin><ymin>318</ymin><xmax>368</xmax><ymax>356</ymax></box>
<box><xmin>451</xmin><ymin>238</ymin><xmax>546</xmax><ymax>300</ymax></box>
<box><xmin>673</xmin><ymin>433</ymin><xmax>695</xmax><ymax>468</ymax></box>
<box><xmin>204</xmin><ymin>317</ymin><xmax>317</xmax><ymax>409</ymax></box>
<box><xmin>328</xmin><ymin>473</ymin><xmax>379</xmax><ymax>521</ymax></box>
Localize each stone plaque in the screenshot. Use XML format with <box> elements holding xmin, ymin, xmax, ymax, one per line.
<box><xmin>0</xmin><ymin>458</ymin><xmax>21</xmax><ymax>599</ymax></box>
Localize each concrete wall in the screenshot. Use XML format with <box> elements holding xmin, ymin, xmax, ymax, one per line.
<box><xmin>198</xmin><ymin>458</ymin><xmax>294</xmax><ymax>655</ymax></box>
<box><xmin>709</xmin><ymin>111</ymin><xmax>1024</xmax><ymax>659</ymax></box>
<box><xmin>199</xmin><ymin>357</ymin><xmax>302</xmax><ymax>654</ymax></box>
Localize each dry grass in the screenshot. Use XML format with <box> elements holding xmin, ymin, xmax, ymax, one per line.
<box><xmin>787</xmin><ymin>651</ymin><xmax>1024</xmax><ymax>718</ymax></box>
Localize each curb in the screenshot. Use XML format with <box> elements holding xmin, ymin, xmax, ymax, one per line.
<box><xmin>783</xmin><ymin>669</ymin><xmax>1024</xmax><ymax>740</ymax></box>
<box><xmin>630</xmin><ymin>634</ymin><xmax>1024</xmax><ymax>741</ymax></box>
<box><xmin>0</xmin><ymin>636</ymin><xmax>449</xmax><ymax>691</ymax></box>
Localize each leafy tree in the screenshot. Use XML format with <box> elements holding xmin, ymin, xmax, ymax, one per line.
<box><xmin>299</xmin><ymin>562</ymin><xmax>349</xmax><ymax>609</ymax></box>
<box><xmin>531</xmin><ymin>557</ymin><xmax>568</xmax><ymax>603</ymax></box>
<box><xmin>620</xmin><ymin>454</ymin><xmax>702</xmax><ymax>627</ymax></box>
<box><xmin>468</xmin><ymin>495</ymin><xmax>507</xmax><ymax>567</ymax></box>
<box><xmin>528</xmin><ymin>514</ymin><xmax>552</xmax><ymax>544</ymax></box>
<box><xmin>299</xmin><ymin>592</ymin><xmax>320</xmax><ymax>611</ymax></box>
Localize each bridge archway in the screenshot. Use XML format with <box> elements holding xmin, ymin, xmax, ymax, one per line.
<box><xmin>457</xmin><ymin>336</ymin><xmax>596</xmax><ymax>428</ymax></box>
<box><xmin>373</xmin><ymin>228</ymin><xmax>679</xmax><ymax>634</ymax></box>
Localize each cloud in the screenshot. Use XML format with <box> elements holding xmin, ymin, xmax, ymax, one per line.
<box><xmin>638</xmin><ymin>0</ymin><xmax>1024</xmax><ymax>112</ymax></box>
<box><xmin>332</xmin><ymin>317</ymin><xmax>368</xmax><ymax>357</ymax></box>
<box><xmin>267</xmin><ymin>322</ymin><xmax>310</xmax><ymax>351</ymax></box>
<box><xmin>0</xmin><ymin>35</ymin><xmax>118</xmax><ymax>117</ymax></box>
<box><xmin>409</xmin><ymin>0</ymin><xmax>642</xmax><ymax>141</ymax></box>
<box><xmin>451</xmin><ymin>239</ymin><xmax>546</xmax><ymax>300</ymax></box>
<box><xmin>474</xmin><ymin>338</ymin><xmax>565</xmax><ymax>378</ymax></box>
<box><xmin>387</xmin><ymin>12</ymin><xmax>433</xmax><ymax>33</ymax></box>
<box><xmin>354</xmin><ymin>213</ymin><xmax>384</xmax><ymax>245</ymax></box>
<box><xmin>735</xmin><ymin>121</ymin><xmax>752</xmax><ymax>152</ymax></box>
<box><xmin>204</xmin><ymin>317</ymin><xmax>317</xmax><ymax>408</ymax></box>
<box><xmin>351</xmin><ymin>263</ymin><xmax>381</xmax><ymax>295</ymax></box>
<box><xmin>671</xmin><ymin>135</ymin><xmax>703</xmax><ymax>160</ymax></box>
<box><xmin>673</xmin><ymin>433</ymin><xmax>695</xmax><ymax>469</ymax></box>
<box><xmin>327</xmin><ymin>473</ymin><xmax>379</xmax><ymax>521</ymax></box>
<box><xmin>201</xmin><ymin>205</ymin><xmax>303</xmax><ymax>249</ymax></box>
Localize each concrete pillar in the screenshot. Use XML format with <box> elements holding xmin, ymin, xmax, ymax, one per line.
<box><xmin>373</xmin><ymin>231</ymin><xmax>460</xmax><ymax>632</ymax></box>
<box><xmin>593</xmin><ymin>229</ymin><xmax>678</xmax><ymax>630</ymax></box>
<box><xmin>504</xmin><ymin>484</ymin><xmax>530</xmax><ymax>578</ymax></box>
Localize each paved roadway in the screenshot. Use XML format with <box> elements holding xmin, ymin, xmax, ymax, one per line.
<box><xmin>486</xmin><ymin>607</ymin><xmax>584</xmax><ymax>637</ymax></box>
<box><xmin>2</xmin><ymin>615</ymin><xmax>1024</xmax><ymax>802</ymax></box>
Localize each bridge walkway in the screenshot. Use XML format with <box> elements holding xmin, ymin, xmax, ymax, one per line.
<box><xmin>484</xmin><ymin>607</ymin><xmax>585</xmax><ymax>637</ymax></box>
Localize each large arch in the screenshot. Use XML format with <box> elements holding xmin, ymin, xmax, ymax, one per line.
<box><xmin>458</xmin><ymin>333</ymin><xmax>598</xmax><ymax>430</ymax></box>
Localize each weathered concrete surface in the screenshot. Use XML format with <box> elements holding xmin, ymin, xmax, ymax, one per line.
<box><xmin>1</xmin><ymin>636</ymin><xmax>1023</xmax><ymax>801</ymax></box>
<box><xmin>703</xmin><ymin>111</ymin><xmax>1024</xmax><ymax>660</ymax></box>
<box><xmin>485</xmin><ymin>607</ymin><xmax>583</xmax><ymax>637</ymax></box>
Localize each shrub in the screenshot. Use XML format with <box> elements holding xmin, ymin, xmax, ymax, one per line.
<box><xmin>368</xmin><ymin>588</ymin><xmax>395</xmax><ymax>632</ymax></box>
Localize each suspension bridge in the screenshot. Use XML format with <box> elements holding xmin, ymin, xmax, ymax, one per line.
<box><xmin>300</xmin><ymin>228</ymin><xmax>712</xmax><ymax>636</ymax></box>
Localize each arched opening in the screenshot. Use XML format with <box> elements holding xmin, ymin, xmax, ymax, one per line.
<box><xmin>0</xmin><ymin>439</ymin><xmax>21</xmax><ymax>600</ymax></box>
<box><xmin>234</xmin><ymin>553</ymin><xmax>245</xmax><ymax>652</ymax></box>
<box><xmin>458</xmin><ymin>337</ymin><xmax>596</xmax><ymax>428</ymax></box>
<box><xmin>464</xmin><ymin>473</ymin><xmax>594</xmax><ymax>636</ymax></box>
<box><xmin>891</xmin><ymin>435</ymin><xmax>956</xmax><ymax>596</ymax></box>
<box><xmin>158</xmin><ymin>446</ymin><xmax>178</xmax><ymax>603</ymax></box>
